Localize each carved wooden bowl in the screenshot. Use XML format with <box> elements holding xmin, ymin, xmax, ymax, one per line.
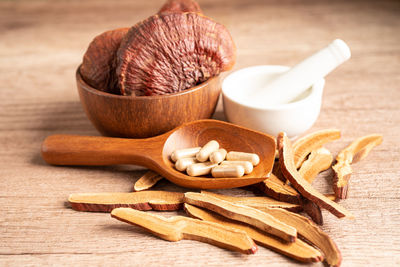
<box><xmin>76</xmin><ymin>66</ymin><xmax>221</xmax><ymax>138</ymax></box>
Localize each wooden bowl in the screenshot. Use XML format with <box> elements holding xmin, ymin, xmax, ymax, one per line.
<box><xmin>76</xmin><ymin>66</ymin><xmax>221</xmax><ymax>138</ymax></box>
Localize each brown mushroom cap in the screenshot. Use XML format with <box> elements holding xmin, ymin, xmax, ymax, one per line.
<box><xmin>117</xmin><ymin>12</ymin><xmax>236</xmax><ymax>96</ymax></box>
<box><xmin>158</xmin><ymin>0</ymin><xmax>202</xmax><ymax>14</ymax></box>
<box><xmin>81</xmin><ymin>27</ymin><xmax>129</xmax><ymax>94</ymax></box>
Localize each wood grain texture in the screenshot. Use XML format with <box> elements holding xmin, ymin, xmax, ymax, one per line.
<box><xmin>0</xmin><ymin>0</ymin><xmax>399</xmax><ymax>266</ymax></box>
<box><xmin>40</xmin><ymin>119</ymin><xmax>276</xmax><ymax>189</ymax></box>
<box><xmin>77</xmin><ymin>68</ymin><xmax>221</xmax><ymax>138</ymax></box>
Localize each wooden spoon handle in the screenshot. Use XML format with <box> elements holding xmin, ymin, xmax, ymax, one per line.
<box><xmin>41</xmin><ymin>134</ymin><xmax>160</xmax><ymax>167</ymax></box>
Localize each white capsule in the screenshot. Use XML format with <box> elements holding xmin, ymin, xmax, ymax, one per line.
<box><xmin>196</xmin><ymin>140</ymin><xmax>219</xmax><ymax>162</ymax></box>
<box><xmin>226</xmin><ymin>151</ymin><xmax>260</xmax><ymax>166</ymax></box>
<box><xmin>186</xmin><ymin>162</ymin><xmax>217</xmax><ymax>177</ymax></box>
<box><xmin>171</xmin><ymin>147</ymin><xmax>201</xmax><ymax>162</ymax></box>
<box><xmin>175</xmin><ymin>157</ymin><xmax>198</xmax><ymax>172</ymax></box>
<box><xmin>220</xmin><ymin>160</ymin><xmax>253</xmax><ymax>174</ymax></box>
<box><xmin>211</xmin><ymin>165</ymin><xmax>245</xmax><ymax>178</ymax></box>
<box><xmin>209</xmin><ymin>148</ymin><xmax>227</xmax><ymax>164</ymax></box>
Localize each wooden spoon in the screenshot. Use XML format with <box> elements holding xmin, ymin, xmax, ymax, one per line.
<box><xmin>41</xmin><ymin>119</ymin><xmax>275</xmax><ymax>189</ymax></box>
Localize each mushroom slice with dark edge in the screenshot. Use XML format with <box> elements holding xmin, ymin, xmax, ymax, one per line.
<box><xmin>80</xmin><ymin>27</ymin><xmax>129</xmax><ymax>94</ymax></box>
<box><xmin>117</xmin><ymin>12</ymin><xmax>236</xmax><ymax>96</ymax></box>
<box><xmin>158</xmin><ymin>0</ymin><xmax>202</xmax><ymax>14</ymax></box>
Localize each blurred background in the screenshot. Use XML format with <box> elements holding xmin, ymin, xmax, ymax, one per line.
<box><xmin>1</xmin><ymin>0</ymin><xmax>398</xmax><ymax>102</ymax></box>
<box><xmin>1</xmin><ymin>0</ymin><xmax>399</xmax><ymax>131</ymax></box>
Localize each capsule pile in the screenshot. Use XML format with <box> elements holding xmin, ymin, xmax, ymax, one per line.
<box><xmin>170</xmin><ymin>140</ymin><xmax>260</xmax><ymax>178</ymax></box>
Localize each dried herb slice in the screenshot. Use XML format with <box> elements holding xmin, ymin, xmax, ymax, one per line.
<box><xmin>267</xmin><ymin>208</ymin><xmax>342</xmax><ymax>267</ymax></box>
<box><xmin>258</xmin><ymin>173</ymin><xmax>301</xmax><ymax>204</ymax></box>
<box><xmin>301</xmin><ymin>198</ymin><xmax>323</xmax><ymax>225</ymax></box>
<box><xmin>133</xmin><ymin>171</ymin><xmax>163</xmax><ymax>191</ymax></box>
<box><xmin>292</xmin><ymin>129</ymin><xmax>340</xmax><ymax>169</ymax></box>
<box><xmin>298</xmin><ymin>147</ymin><xmax>333</xmax><ymax>183</ymax></box>
<box><xmin>278</xmin><ymin>132</ymin><xmax>354</xmax><ymax>219</ymax></box>
<box><xmin>111</xmin><ymin>208</ymin><xmax>257</xmax><ymax>254</ymax></box>
<box><xmin>68</xmin><ymin>191</ymin><xmax>183</xmax><ymax>212</ymax></box>
<box><xmin>117</xmin><ymin>12</ymin><xmax>236</xmax><ymax>96</ymax></box>
<box><xmin>201</xmin><ymin>190</ymin><xmax>302</xmax><ymax>212</ymax></box>
<box><xmin>333</xmin><ymin>134</ymin><xmax>383</xmax><ymax>199</ymax></box>
<box><xmin>184</xmin><ymin>192</ymin><xmax>297</xmax><ymax>243</ymax></box>
<box><xmin>184</xmin><ymin>204</ymin><xmax>323</xmax><ymax>263</ymax></box>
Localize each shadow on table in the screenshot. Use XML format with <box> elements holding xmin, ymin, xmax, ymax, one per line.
<box><xmin>99</xmin><ymin>221</ymin><xmax>251</xmax><ymax>258</ymax></box>
<box><xmin>31</xmin><ymin>100</ymin><xmax>99</xmax><ymax>166</ymax></box>
<box><xmin>31</xmin><ymin>100</ymin><xmax>228</xmax><ymax>194</ymax></box>
<box><xmin>32</xmin><ymin>101</ymin><xmax>227</xmax><ymax>165</ymax></box>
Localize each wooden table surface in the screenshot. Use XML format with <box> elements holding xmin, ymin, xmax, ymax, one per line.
<box><xmin>1</xmin><ymin>0</ymin><xmax>399</xmax><ymax>266</ymax></box>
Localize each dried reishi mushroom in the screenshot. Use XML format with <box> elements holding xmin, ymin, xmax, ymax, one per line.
<box><xmin>133</xmin><ymin>171</ymin><xmax>163</xmax><ymax>192</ymax></box>
<box><xmin>258</xmin><ymin>173</ymin><xmax>302</xmax><ymax>204</ymax></box>
<box><xmin>266</xmin><ymin>208</ymin><xmax>342</xmax><ymax>267</ymax></box>
<box><xmin>68</xmin><ymin>191</ymin><xmax>183</xmax><ymax>212</ymax></box>
<box><xmin>80</xmin><ymin>28</ymin><xmax>129</xmax><ymax>94</ymax></box>
<box><xmin>297</xmin><ymin>147</ymin><xmax>332</xmax><ymax>225</ymax></box>
<box><xmin>278</xmin><ymin>132</ymin><xmax>354</xmax><ymax>219</ymax></box>
<box><xmin>200</xmin><ymin>190</ymin><xmax>303</xmax><ymax>213</ymax></box>
<box><xmin>184</xmin><ymin>204</ymin><xmax>323</xmax><ymax>263</ymax></box>
<box><xmin>333</xmin><ymin>134</ymin><xmax>383</xmax><ymax>199</ymax></box>
<box><xmin>301</xmin><ymin>198</ymin><xmax>323</xmax><ymax>225</ymax></box>
<box><xmin>117</xmin><ymin>12</ymin><xmax>236</xmax><ymax>96</ymax></box>
<box><xmin>158</xmin><ymin>0</ymin><xmax>202</xmax><ymax>14</ymax></box>
<box><xmin>111</xmin><ymin>207</ymin><xmax>257</xmax><ymax>254</ymax></box>
<box><xmin>184</xmin><ymin>192</ymin><xmax>297</xmax><ymax>243</ymax></box>
<box><xmin>272</xmin><ymin>159</ymin><xmax>287</xmax><ymax>182</ymax></box>
<box><xmin>292</xmin><ymin>129</ymin><xmax>341</xmax><ymax>169</ymax></box>
<box><xmin>298</xmin><ymin>147</ymin><xmax>333</xmax><ymax>184</ymax></box>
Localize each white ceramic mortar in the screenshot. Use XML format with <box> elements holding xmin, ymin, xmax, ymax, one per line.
<box><xmin>222</xmin><ymin>65</ymin><xmax>325</xmax><ymax>138</ymax></box>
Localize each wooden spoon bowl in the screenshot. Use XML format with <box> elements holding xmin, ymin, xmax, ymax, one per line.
<box><xmin>42</xmin><ymin>120</ymin><xmax>276</xmax><ymax>189</ymax></box>
<box><xmin>76</xmin><ymin>66</ymin><xmax>221</xmax><ymax>138</ymax></box>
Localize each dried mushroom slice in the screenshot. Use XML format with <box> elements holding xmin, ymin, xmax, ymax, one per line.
<box><xmin>117</xmin><ymin>13</ymin><xmax>236</xmax><ymax>96</ymax></box>
<box><xmin>278</xmin><ymin>132</ymin><xmax>354</xmax><ymax>219</ymax></box>
<box><xmin>159</xmin><ymin>0</ymin><xmax>202</xmax><ymax>14</ymax></box>
<box><xmin>80</xmin><ymin>27</ymin><xmax>129</xmax><ymax>94</ymax></box>
<box><xmin>333</xmin><ymin>134</ymin><xmax>383</xmax><ymax>199</ymax></box>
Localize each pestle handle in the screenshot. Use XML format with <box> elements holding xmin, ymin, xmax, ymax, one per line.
<box><xmin>251</xmin><ymin>39</ymin><xmax>351</xmax><ymax>107</ymax></box>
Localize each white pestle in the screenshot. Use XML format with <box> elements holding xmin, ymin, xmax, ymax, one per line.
<box><xmin>245</xmin><ymin>39</ymin><xmax>351</xmax><ymax>107</ymax></box>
